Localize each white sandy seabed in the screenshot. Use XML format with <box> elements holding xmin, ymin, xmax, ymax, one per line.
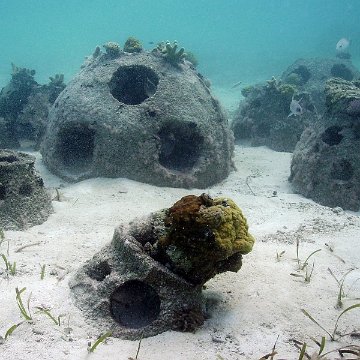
<box><xmin>1</xmin><ymin>90</ymin><xmax>360</xmax><ymax>360</ymax></box>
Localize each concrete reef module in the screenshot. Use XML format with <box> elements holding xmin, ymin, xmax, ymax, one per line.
<box><xmin>70</xmin><ymin>194</ymin><xmax>254</xmax><ymax>339</ymax></box>
<box><xmin>0</xmin><ymin>149</ymin><xmax>52</xmax><ymax>230</ymax></box>
<box><xmin>290</xmin><ymin>78</ymin><xmax>360</xmax><ymax>210</ymax></box>
<box><xmin>41</xmin><ymin>48</ymin><xmax>234</xmax><ymax>188</ymax></box>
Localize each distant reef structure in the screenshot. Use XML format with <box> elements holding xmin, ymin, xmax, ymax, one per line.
<box><xmin>0</xmin><ymin>64</ymin><xmax>65</xmax><ymax>149</ymax></box>
<box><xmin>0</xmin><ymin>149</ymin><xmax>52</xmax><ymax>230</ymax></box>
<box><xmin>70</xmin><ymin>193</ymin><xmax>254</xmax><ymax>339</ymax></box>
<box><xmin>290</xmin><ymin>78</ymin><xmax>360</xmax><ymax>211</ymax></box>
<box><xmin>41</xmin><ymin>39</ymin><xmax>233</xmax><ymax>188</ymax></box>
<box><xmin>231</xmin><ymin>57</ymin><xmax>360</xmax><ymax>152</ymax></box>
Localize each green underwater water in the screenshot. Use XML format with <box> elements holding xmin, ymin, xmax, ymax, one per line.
<box><xmin>0</xmin><ymin>0</ymin><xmax>359</xmax><ymax>87</ymax></box>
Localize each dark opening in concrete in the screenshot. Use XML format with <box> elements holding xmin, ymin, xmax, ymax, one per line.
<box><xmin>57</xmin><ymin>124</ymin><xmax>95</xmax><ymax>174</ymax></box>
<box><xmin>0</xmin><ymin>184</ymin><xmax>6</xmax><ymax>200</ymax></box>
<box><xmin>292</xmin><ymin>65</ymin><xmax>311</xmax><ymax>85</ymax></box>
<box><xmin>331</xmin><ymin>159</ymin><xmax>354</xmax><ymax>181</ymax></box>
<box><xmin>0</xmin><ymin>155</ymin><xmax>18</xmax><ymax>163</ymax></box>
<box><xmin>331</xmin><ymin>64</ymin><xmax>354</xmax><ymax>81</ymax></box>
<box><xmin>158</xmin><ymin>122</ymin><xmax>203</xmax><ymax>171</ymax></box>
<box><xmin>129</xmin><ymin>226</ymin><xmax>157</xmax><ymax>246</ymax></box>
<box><xmin>19</xmin><ymin>183</ymin><xmax>33</xmax><ymax>196</ymax></box>
<box><xmin>109</xmin><ymin>65</ymin><xmax>159</xmax><ymax>105</ymax></box>
<box><xmin>321</xmin><ymin>126</ymin><xmax>343</xmax><ymax>146</ymax></box>
<box><xmin>110</xmin><ymin>280</ymin><xmax>160</xmax><ymax>328</ymax></box>
<box><xmin>86</xmin><ymin>261</ymin><xmax>111</xmax><ymax>281</ymax></box>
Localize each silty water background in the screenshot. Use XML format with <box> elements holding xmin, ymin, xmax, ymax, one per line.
<box><xmin>1</xmin><ymin>0</ymin><xmax>359</xmax><ymax>90</ymax></box>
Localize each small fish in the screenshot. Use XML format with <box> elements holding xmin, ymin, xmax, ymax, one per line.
<box><xmin>336</xmin><ymin>38</ymin><xmax>350</xmax><ymax>52</ymax></box>
<box><xmin>144</xmin><ymin>77</ymin><xmax>156</xmax><ymax>97</ymax></box>
<box><xmin>231</xmin><ymin>81</ymin><xmax>242</xmax><ymax>89</ymax></box>
<box><xmin>288</xmin><ymin>96</ymin><xmax>303</xmax><ymax>117</ymax></box>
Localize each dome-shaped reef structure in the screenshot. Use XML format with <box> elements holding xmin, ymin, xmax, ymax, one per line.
<box><xmin>281</xmin><ymin>57</ymin><xmax>360</xmax><ymax>113</ymax></box>
<box><xmin>231</xmin><ymin>58</ymin><xmax>359</xmax><ymax>152</ymax></box>
<box><xmin>41</xmin><ymin>49</ymin><xmax>234</xmax><ymax>188</ymax></box>
<box><xmin>290</xmin><ymin>78</ymin><xmax>360</xmax><ymax>210</ymax></box>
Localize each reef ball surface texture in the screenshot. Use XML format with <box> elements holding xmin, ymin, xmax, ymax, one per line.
<box><xmin>69</xmin><ymin>194</ymin><xmax>254</xmax><ymax>339</ymax></box>
<box><xmin>41</xmin><ymin>50</ymin><xmax>234</xmax><ymax>188</ymax></box>
<box><xmin>0</xmin><ymin>150</ymin><xmax>52</xmax><ymax>230</ymax></box>
<box><xmin>290</xmin><ymin>78</ymin><xmax>360</xmax><ymax>211</ymax></box>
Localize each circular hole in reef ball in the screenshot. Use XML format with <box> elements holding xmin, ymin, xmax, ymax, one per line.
<box><xmin>86</xmin><ymin>261</ymin><xmax>111</xmax><ymax>281</ymax></box>
<box><xmin>321</xmin><ymin>126</ymin><xmax>343</xmax><ymax>146</ymax></box>
<box><xmin>109</xmin><ymin>65</ymin><xmax>159</xmax><ymax>105</ymax></box>
<box><xmin>110</xmin><ymin>280</ymin><xmax>161</xmax><ymax>328</ymax></box>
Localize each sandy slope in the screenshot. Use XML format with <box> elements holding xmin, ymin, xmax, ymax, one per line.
<box><xmin>1</xmin><ymin>143</ymin><xmax>360</xmax><ymax>360</ymax></box>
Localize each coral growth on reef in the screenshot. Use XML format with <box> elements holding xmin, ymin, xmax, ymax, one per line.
<box><xmin>47</xmin><ymin>74</ymin><xmax>66</xmax><ymax>104</ymax></box>
<box><xmin>123</xmin><ymin>37</ymin><xmax>143</xmax><ymax>53</ymax></box>
<box><xmin>232</xmin><ymin>76</ymin><xmax>316</xmax><ymax>152</ymax></box>
<box><xmin>0</xmin><ymin>64</ymin><xmax>37</xmax><ymax>120</ymax></box>
<box><xmin>233</xmin><ymin>58</ymin><xmax>360</xmax><ymax>153</ymax></box>
<box><xmin>153</xmin><ymin>193</ymin><xmax>255</xmax><ymax>285</ymax></box>
<box><xmin>157</xmin><ymin>41</ymin><xmax>186</xmax><ymax>66</ymax></box>
<box><xmin>103</xmin><ymin>41</ymin><xmax>121</xmax><ymax>57</ymax></box>
<box><xmin>325</xmin><ymin>77</ymin><xmax>360</xmax><ymax>116</ymax></box>
<box><xmin>0</xmin><ymin>64</ymin><xmax>65</xmax><ymax>149</ymax></box>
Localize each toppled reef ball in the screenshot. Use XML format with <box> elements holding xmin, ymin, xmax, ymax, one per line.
<box><xmin>69</xmin><ymin>193</ymin><xmax>254</xmax><ymax>339</ymax></box>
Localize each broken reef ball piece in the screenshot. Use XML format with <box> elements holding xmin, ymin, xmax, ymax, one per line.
<box><xmin>0</xmin><ymin>149</ymin><xmax>52</xmax><ymax>230</ymax></box>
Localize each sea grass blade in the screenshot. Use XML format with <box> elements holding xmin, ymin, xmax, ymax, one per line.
<box><xmin>301</xmin><ymin>309</ymin><xmax>332</xmax><ymax>339</ymax></box>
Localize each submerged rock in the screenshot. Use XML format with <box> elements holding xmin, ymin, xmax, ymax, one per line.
<box><xmin>290</xmin><ymin>78</ymin><xmax>360</xmax><ymax>211</ymax></box>
<box><xmin>70</xmin><ymin>194</ymin><xmax>254</xmax><ymax>339</ymax></box>
<box><xmin>41</xmin><ymin>49</ymin><xmax>234</xmax><ymax>188</ymax></box>
<box><xmin>0</xmin><ymin>150</ymin><xmax>52</xmax><ymax>230</ymax></box>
